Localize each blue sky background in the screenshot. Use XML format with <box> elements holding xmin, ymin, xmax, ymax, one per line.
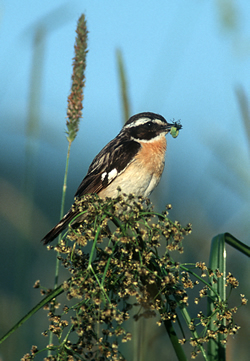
<box><xmin>1</xmin><ymin>0</ymin><xmax>249</xmax><ymax>234</ymax></box>
<box><xmin>0</xmin><ymin>1</ymin><xmax>250</xmax><ymax>360</ymax></box>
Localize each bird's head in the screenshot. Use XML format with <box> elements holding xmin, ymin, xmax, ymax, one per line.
<box><xmin>122</xmin><ymin>112</ymin><xmax>182</xmax><ymax>141</ymax></box>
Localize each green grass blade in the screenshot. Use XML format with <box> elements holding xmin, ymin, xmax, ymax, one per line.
<box><xmin>225</xmin><ymin>232</ymin><xmax>250</xmax><ymax>257</ymax></box>
<box><xmin>179</xmin><ymin>305</ymin><xmax>208</xmax><ymax>361</ymax></box>
<box><xmin>164</xmin><ymin>319</ymin><xmax>188</xmax><ymax>361</ymax></box>
<box><xmin>0</xmin><ymin>285</ymin><xmax>64</xmax><ymax>344</ymax></box>
<box><xmin>116</xmin><ymin>48</ymin><xmax>130</xmax><ymax>123</ymax></box>
<box><xmin>207</xmin><ymin>234</ymin><xmax>226</xmax><ymax>361</ymax></box>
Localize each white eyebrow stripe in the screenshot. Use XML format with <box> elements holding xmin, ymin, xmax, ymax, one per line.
<box><xmin>124</xmin><ymin>117</ymin><xmax>166</xmax><ymax>128</ymax></box>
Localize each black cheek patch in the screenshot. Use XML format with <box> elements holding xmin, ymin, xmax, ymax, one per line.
<box><xmin>129</xmin><ymin>125</ymin><xmax>158</xmax><ymax>140</ymax></box>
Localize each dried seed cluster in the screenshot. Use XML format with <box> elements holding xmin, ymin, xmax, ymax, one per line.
<box><xmin>66</xmin><ymin>14</ymin><xmax>88</xmax><ymax>143</ymax></box>
<box><xmin>22</xmin><ymin>193</ymin><xmax>245</xmax><ymax>360</ymax></box>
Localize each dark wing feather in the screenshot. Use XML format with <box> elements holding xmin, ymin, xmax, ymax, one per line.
<box><xmin>41</xmin><ymin>136</ymin><xmax>140</xmax><ymax>245</ymax></box>
<box><xmin>75</xmin><ymin>136</ymin><xmax>140</xmax><ymax>198</ymax></box>
<box><xmin>42</xmin><ymin>209</ymin><xmax>75</xmax><ymax>244</ymax></box>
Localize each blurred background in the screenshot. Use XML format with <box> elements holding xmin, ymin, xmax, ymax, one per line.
<box><xmin>0</xmin><ymin>0</ymin><xmax>249</xmax><ymax>360</ymax></box>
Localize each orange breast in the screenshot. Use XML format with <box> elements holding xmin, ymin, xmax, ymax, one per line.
<box><xmin>134</xmin><ymin>135</ymin><xmax>167</xmax><ymax>176</ymax></box>
<box><xmin>98</xmin><ymin>135</ymin><xmax>167</xmax><ymax>198</ymax></box>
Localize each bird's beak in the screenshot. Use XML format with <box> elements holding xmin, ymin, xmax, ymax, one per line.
<box><xmin>164</xmin><ymin>121</ymin><xmax>182</xmax><ymax>132</ymax></box>
<box><xmin>164</xmin><ymin>120</ymin><xmax>182</xmax><ymax>138</ymax></box>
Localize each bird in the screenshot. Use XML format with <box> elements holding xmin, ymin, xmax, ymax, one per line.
<box><xmin>41</xmin><ymin>112</ymin><xmax>181</xmax><ymax>245</ymax></box>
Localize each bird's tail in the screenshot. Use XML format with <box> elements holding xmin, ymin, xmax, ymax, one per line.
<box><xmin>42</xmin><ymin>209</ymin><xmax>75</xmax><ymax>245</ymax></box>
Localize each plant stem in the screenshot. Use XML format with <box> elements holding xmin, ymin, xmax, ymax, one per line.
<box><xmin>0</xmin><ymin>285</ymin><xmax>64</xmax><ymax>344</ymax></box>
<box><xmin>48</xmin><ymin>140</ymin><xmax>72</xmax><ymax>352</ymax></box>
<box><xmin>164</xmin><ymin>319</ymin><xmax>188</xmax><ymax>361</ymax></box>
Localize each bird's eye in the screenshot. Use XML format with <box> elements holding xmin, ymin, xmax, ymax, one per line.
<box><xmin>146</xmin><ymin>121</ymin><xmax>153</xmax><ymax>128</ymax></box>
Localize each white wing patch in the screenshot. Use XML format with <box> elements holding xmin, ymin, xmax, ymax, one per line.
<box><xmin>101</xmin><ymin>172</ymin><xmax>107</xmax><ymax>181</ymax></box>
<box><xmin>108</xmin><ymin>168</ymin><xmax>118</xmax><ymax>183</ymax></box>
<box><xmin>101</xmin><ymin>168</ymin><xmax>118</xmax><ymax>184</ymax></box>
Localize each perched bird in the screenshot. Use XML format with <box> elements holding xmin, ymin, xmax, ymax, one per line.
<box><xmin>42</xmin><ymin>112</ymin><xmax>181</xmax><ymax>245</ymax></box>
